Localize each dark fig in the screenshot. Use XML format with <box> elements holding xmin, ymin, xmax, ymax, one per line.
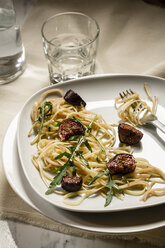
<box><xmin>107</xmin><ymin>153</ymin><xmax>136</xmax><ymax>174</ymax></box>
<box><xmin>118</xmin><ymin>123</ymin><xmax>143</xmax><ymax>145</ymax></box>
<box><xmin>59</xmin><ymin>118</ymin><xmax>85</xmax><ymax>141</ymax></box>
<box><xmin>61</xmin><ymin>176</ymin><xmax>83</xmax><ymax>192</ymax></box>
<box><xmin>64</xmin><ymin>89</ymin><xmax>86</xmax><ymax>107</ymax></box>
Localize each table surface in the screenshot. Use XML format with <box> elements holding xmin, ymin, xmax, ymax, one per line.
<box><xmin>0</xmin><ymin>0</ymin><xmax>161</xmax><ymax>247</ymax></box>
<box><xmin>0</xmin><ymin>219</ymin><xmax>158</xmax><ymax>248</ymax></box>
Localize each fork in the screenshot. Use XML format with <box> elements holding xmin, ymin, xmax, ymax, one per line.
<box><xmin>119</xmin><ymin>89</ymin><xmax>134</xmax><ymax>99</ymax></box>
<box><xmin>119</xmin><ymin>89</ymin><xmax>165</xmax><ymax>134</ymax></box>
<box><xmin>145</xmin><ymin>114</ymin><xmax>165</xmax><ymax>134</ymax></box>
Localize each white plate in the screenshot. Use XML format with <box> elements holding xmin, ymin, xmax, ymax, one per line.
<box><xmin>17</xmin><ymin>74</ymin><xmax>165</xmax><ymax>212</ymax></box>
<box><xmin>2</xmin><ymin>114</ymin><xmax>165</xmax><ymax>234</ymax></box>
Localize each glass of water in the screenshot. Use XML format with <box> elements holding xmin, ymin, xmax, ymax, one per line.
<box><xmin>0</xmin><ymin>0</ymin><xmax>26</xmax><ymax>85</ymax></box>
<box><xmin>41</xmin><ymin>12</ymin><xmax>100</xmax><ymax>84</ymax></box>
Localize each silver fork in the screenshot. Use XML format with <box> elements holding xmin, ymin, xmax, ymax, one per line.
<box><xmin>119</xmin><ymin>89</ymin><xmax>134</xmax><ymax>99</ymax></box>
<box><xmin>145</xmin><ymin>114</ymin><xmax>165</xmax><ymax>134</ymax></box>
<box><xmin>119</xmin><ymin>90</ymin><xmax>165</xmax><ymax>134</ymax></box>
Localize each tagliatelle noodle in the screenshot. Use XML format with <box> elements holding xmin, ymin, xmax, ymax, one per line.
<box><xmin>115</xmin><ymin>82</ymin><xmax>158</xmax><ymax>126</ymax></box>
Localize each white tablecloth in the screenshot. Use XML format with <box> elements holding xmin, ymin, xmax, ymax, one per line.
<box><xmin>1</xmin><ymin>0</ymin><xmax>165</xmax><ymax>246</ymax></box>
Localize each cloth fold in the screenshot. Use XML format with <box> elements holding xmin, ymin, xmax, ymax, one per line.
<box><xmin>1</xmin><ymin>0</ymin><xmax>165</xmax><ymax>247</ymax></box>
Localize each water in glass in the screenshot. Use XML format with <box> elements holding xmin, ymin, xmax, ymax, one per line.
<box><xmin>0</xmin><ymin>7</ymin><xmax>26</xmax><ymax>84</ymax></box>
<box><xmin>45</xmin><ymin>33</ymin><xmax>97</xmax><ymax>84</ymax></box>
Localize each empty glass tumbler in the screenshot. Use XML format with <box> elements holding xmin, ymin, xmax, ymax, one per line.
<box><xmin>0</xmin><ymin>0</ymin><xmax>26</xmax><ymax>84</ymax></box>
<box><xmin>41</xmin><ymin>12</ymin><xmax>100</xmax><ymax>84</ymax></box>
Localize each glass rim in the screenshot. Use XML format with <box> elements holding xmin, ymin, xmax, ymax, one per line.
<box><xmin>41</xmin><ymin>12</ymin><xmax>100</xmax><ymax>49</ymax></box>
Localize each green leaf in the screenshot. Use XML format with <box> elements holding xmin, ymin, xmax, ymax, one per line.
<box><xmin>88</xmin><ymin>169</ymin><xmax>109</xmax><ymax>186</ymax></box>
<box><xmin>37</xmin><ymin>101</ymin><xmax>53</xmax><ymax>141</ymax></box>
<box><xmin>69</xmin><ymin>135</ymin><xmax>82</xmax><ymax>141</ymax></box>
<box><xmin>76</xmin><ymin>151</ymin><xmax>91</xmax><ymax>169</ymax></box>
<box><xmin>38</xmin><ymin>106</ymin><xmax>42</xmax><ymax>114</ymax></box>
<box><xmin>38</xmin><ymin>101</ymin><xmax>52</xmax><ymax>120</ymax></box>
<box><xmin>87</xmin><ymin>115</ymin><xmax>97</xmax><ymax>133</ymax></box>
<box><xmin>104</xmin><ymin>175</ymin><xmax>124</xmax><ymax>207</ymax></box>
<box><xmin>113</xmin><ymin>183</ymin><xmax>124</xmax><ymax>195</ymax></box>
<box><xmin>45</xmin><ymin>163</ymin><xmax>69</xmax><ymax>194</ymax></box>
<box><xmin>54</xmin><ymin>152</ymin><xmax>71</xmax><ymax>160</ymax></box>
<box><xmin>66</xmin><ymin>146</ymin><xmax>76</xmax><ymax>154</ymax></box>
<box><xmin>106</xmin><ymin>175</ymin><xmax>115</xmax><ymax>188</ymax></box>
<box><xmin>43</xmin><ymin>101</ymin><xmax>53</xmax><ymax>119</ymax></box>
<box><xmin>104</xmin><ymin>186</ymin><xmax>114</xmax><ymax>207</ymax></box>
<box><xmin>96</xmin><ymin>148</ymin><xmax>104</xmax><ymax>163</ymax></box>
<box><xmin>83</xmin><ymin>138</ymin><xmax>92</xmax><ymax>152</ymax></box>
<box><xmin>48</xmin><ymin>122</ymin><xmax>61</xmax><ymax>131</ymax></box>
<box><xmin>104</xmin><ymin>175</ymin><xmax>115</xmax><ymax>206</ymax></box>
<box><xmin>107</xmin><ymin>175</ymin><xmax>124</xmax><ymax>195</ymax></box>
<box><xmin>55</xmin><ymin>121</ymin><xmax>62</xmax><ymax>127</ymax></box>
<box><xmin>37</xmin><ymin>116</ymin><xmax>42</xmax><ymax>123</ymax></box>
<box><xmin>72</xmin><ymin>115</ymin><xmax>82</xmax><ymax>122</ymax></box>
<box><xmin>71</xmin><ymin>162</ymin><xmax>76</xmax><ymax>176</ymax></box>
<box><xmin>122</xmin><ymin>175</ymin><xmax>129</xmax><ymax>184</ymax></box>
<box><xmin>96</xmin><ymin>157</ymin><xmax>102</xmax><ymax>163</ymax></box>
<box><xmin>51</xmin><ymin>166</ymin><xmax>63</xmax><ymax>174</ymax></box>
<box><xmin>90</xmin><ymin>133</ymin><xmax>108</xmax><ymax>163</ymax></box>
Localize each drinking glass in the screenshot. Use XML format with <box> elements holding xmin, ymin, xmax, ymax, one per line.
<box><xmin>41</xmin><ymin>12</ymin><xmax>100</xmax><ymax>84</ymax></box>
<box><xmin>0</xmin><ymin>0</ymin><xmax>26</xmax><ymax>84</ymax></box>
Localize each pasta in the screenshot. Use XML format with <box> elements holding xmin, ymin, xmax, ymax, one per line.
<box><xmin>28</xmin><ymin>87</ymin><xmax>165</xmax><ymax>207</ymax></box>
<box><xmin>115</xmin><ymin>82</ymin><xmax>158</xmax><ymax>126</ymax></box>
